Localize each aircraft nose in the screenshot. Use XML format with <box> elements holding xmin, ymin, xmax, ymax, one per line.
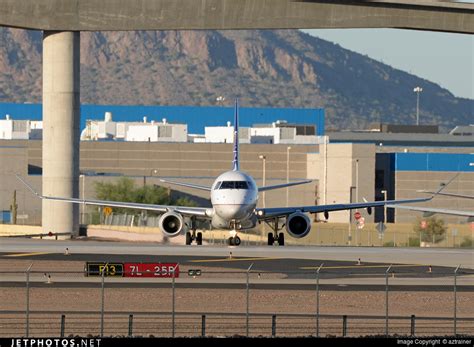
<box><xmin>216</xmin><ymin>204</ymin><xmax>246</xmax><ymax>220</ymax></box>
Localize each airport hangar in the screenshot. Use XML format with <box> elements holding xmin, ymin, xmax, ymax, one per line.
<box><xmin>0</xmin><ymin>103</ymin><xmax>473</xmax><ymax>230</ymax></box>
<box><xmin>1</xmin><ymin>0</ymin><xmax>473</xmax><ymax>236</ymax></box>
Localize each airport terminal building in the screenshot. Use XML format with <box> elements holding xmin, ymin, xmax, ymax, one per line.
<box><xmin>0</xmin><ymin>103</ymin><xmax>473</xmax><ymax>227</ymax></box>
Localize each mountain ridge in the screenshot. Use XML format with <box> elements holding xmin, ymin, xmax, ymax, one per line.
<box><xmin>0</xmin><ymin>28</ymin><xmax>471</xmax><ymax>131</ymax></box>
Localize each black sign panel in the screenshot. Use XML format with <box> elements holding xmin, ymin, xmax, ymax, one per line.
<box><xmin>85</xmin><ymin>262</ymin><xmax>124</xmax><ymax>277</ymax></box>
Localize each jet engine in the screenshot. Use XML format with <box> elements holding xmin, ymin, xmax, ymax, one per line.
<box><xmin>159</xmin><ymin>211</ymin><xmax>185</xmax><ymax>237</ymax></box>
<box><xmin>285</xmin><ymin>212</ymin><xmax>311</xmax><ymax>238</ymax></box>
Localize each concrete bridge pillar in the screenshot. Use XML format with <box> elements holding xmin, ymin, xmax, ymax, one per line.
<box><xmin>42</xmin><ymin>31</ymin><xmax>80</xmax><ymax>237</ymax></box>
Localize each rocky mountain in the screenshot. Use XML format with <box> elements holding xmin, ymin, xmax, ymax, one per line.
<box><xmin>0</xmin><ymin>28</ymin><xmax>472</xmax><ymax>131</ymax></box>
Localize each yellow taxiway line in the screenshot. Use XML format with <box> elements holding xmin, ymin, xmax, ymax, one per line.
<box><xmin>189</xmin><ymin>257</ymin><xmax>281</xmax><ymax>263</ymax></box>
<box><xmin>5</xmin><ymin>252</ymin><xmax>52</xmax><ymax>257</ymax></box>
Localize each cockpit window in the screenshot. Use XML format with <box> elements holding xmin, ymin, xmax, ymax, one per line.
<box><xmin>219</xmin><ymin>181</ymin><xmax>249</xmax><ymax>189</ymax></box>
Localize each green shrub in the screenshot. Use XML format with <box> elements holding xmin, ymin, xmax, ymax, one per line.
<box><xmin>460</xmin><ymin>237</ymin><xmax>473</xmax><ymax>248</ymax></box>
<box><xmin>408</xmin><ymin>237</ymin><xmax>420</xmax><ymax>247</ymax></box>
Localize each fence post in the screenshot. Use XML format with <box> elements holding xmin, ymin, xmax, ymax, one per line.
<box><xmin>454</xmin><ymin>265</ymin><xmax>460</xmax><ymax>336</ymax></box>
<box><xmin>385</xmin><ymin>264</ymin><xmax>392</xmax><ymax>337</ymax></box>
<box><xmin>342</xmin><ymin>315</ymin><xmax>347</xmax><ymax>337</ymax></box>
<box><xmin>60</xmin><ymin>314</ymin><xmax>65</xmax><ymax>337</ymax></box>
<box><xmin>100</xmin><ymin>263</ymin><xmax>107</xmax><ymax>337</ymax></box>
<box><xmin>271</xmin><ymin>315</ymin><xmax>276</xmax><ymax>337</ymax></box>
<box><xmin>25</xmin><ymin>263</ymin><xmax>33</xmax><ymax>337</ymax></box>
<box><xmin>316</xmin><ymin>263</ymin><xmax>324</xmax><ymax>337</ymax></box>
<box><xmin>172</xmin><ymin>263</ymin><xmax>178</xmax><ymax>338</ymax></box>
<box><xmin>128</xmin><ymin>314</ymin><xmax>133</xmax><ymax>337</ymax></box>
<box><xmin>410</xmin><ymin>315</ymin><xmax>415</xmax><ymax>336</ymax></box>
<box><xmin>246</xmin><ymin>263</ymin><xmax>254</xmax><ymax>337</ymax></box>
<box><xmin>201</xmin><ymin>315</ymin><xmax>206</xmax><ymax>337</ymax></box>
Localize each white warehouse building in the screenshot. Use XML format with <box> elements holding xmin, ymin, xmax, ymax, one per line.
<box><xmin>0</xmin><ymin>115</ymin><xmax>42</xmax><ymax>140</ymax></box>
<box><xmin>204</xmin><ymin>120</ymin><xmax>322</xmax><ymax>144</ymax></box>
<box><xmin>80</xmin><ymin>112</ymin><xmax>188</xmax><ymax>142</ymax></box>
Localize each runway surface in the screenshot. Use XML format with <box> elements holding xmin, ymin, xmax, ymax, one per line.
<box><xmin>1</xmin><ymin>238</ymin><xmax>473</xmax><ymax>268</ymax></box>
<box><xmin>1</xmin><ymin>239</ymin><xmax>473</xmax><ymax>291</ymax></box>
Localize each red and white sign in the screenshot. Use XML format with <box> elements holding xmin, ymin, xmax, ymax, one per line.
<box><xmin>354</xmin><ymin>211</ymin><xmax>362</xmax><ymax>220</ymax></box>
<box><xmin>421</xmin><ymin>220</ymin><xmax>427</xmax><ymax>229</ymax></box>
<box><xmin>124</xmin><ymin>263</ymin><xmax>180</xmax><ymax>278</ymax></box>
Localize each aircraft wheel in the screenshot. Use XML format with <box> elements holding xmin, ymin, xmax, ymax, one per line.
<box><xmin>278</xmin><ymin>232</ymin><xmax>285</xmax><ymax>246</ymax></box>
<box><xmin>233</xmin><ymin>236</ymin><xmax>241</xmax><ymax>246</ymax></box>
<box><xmin>228</xmin><ymin>237</ymin><xmax>235</xmax><ymax>246</ymax></box>
<box><xmin>196</xmin><ymin>232</ymin><xmax>203</xmax><ymax>245</ymax></box>
<box><xmin>185</xmin><ymin>232</ymin><xmax>192</xmax><ymax>245</ymax></box>
<box><xmin>267</xmin><ymin>233</ymin><xmax>274</xmax><ymax>246</ymax></box>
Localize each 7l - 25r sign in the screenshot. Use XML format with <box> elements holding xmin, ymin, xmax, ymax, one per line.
<box><xmin>124</xmin><ymin>263</ymin><xmax>179</xmax><ymax>278</ymax></box>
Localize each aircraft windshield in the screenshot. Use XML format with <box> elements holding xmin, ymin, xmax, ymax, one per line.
<box><xmin>219</xmin><ymin>181</ymin><xmax>249</xmax><ymax>189</ymax></box>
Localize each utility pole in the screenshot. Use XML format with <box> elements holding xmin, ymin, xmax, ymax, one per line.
<box><xmin>10</xmin><ymin>190</ymin><xmax>18</xmax><ymax>224</ymax></box>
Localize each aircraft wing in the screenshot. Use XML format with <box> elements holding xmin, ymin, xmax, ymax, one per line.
<box><xmin>16</xmin><ymin>175</ymin><xmax>210</xmax><ymax>218</ymax></box>
<box><xmin>416</xmin><ymin>191</ymin><xmax>474</xmax><ymax>200</ymax></box>
<box><xmin>258</xmin><ymin>180</ymin><xmax>312</xmax><ymax>192</ymax></box>
<box><xmin>256</xmin><ymin>196</ymin><xmax>434</xmax><ymax>219</ymax></box>
<box><xmin>159</xmin><ymin>178</ymin><xmax>212</xmax><ymax>191</ymax></box>
<box><xmin>386</xmin><ymin>204</ymin><xmax>474</xmax><ymax>218</ymax></box>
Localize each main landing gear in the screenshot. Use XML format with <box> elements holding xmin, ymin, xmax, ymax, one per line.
<box><xmin>185</xmin><ymin>217</ymin><xmax>203</xmax><ymax>246</ymax></box>
<box><xmin>264</xmin><ymin>218</ymin><xmax>285</xmax><ymax>246</ymax></box>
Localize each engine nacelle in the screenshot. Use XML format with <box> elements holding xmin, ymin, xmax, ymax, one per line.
<box><xmin>285</xmin><ymin>212</ymin><xmax>311</xmax><ymax>238</ymax></box>
<box><xmin>159</xmin><ymin>211</ymin><xmax>185</xmax><ymax>237</ymax></box>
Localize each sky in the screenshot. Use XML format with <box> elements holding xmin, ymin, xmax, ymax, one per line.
<box><xmin>301</xmin><ymin>29</ymin><xmax>473</xmax><ymax>100</ymax></box>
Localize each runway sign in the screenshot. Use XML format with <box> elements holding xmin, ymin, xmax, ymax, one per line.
<box><xmin>124</xmin><ymin>263</ymin><xmax>180</xmax><ymax>278</ymax></box>
<box><xmin>85</xmin><ymin>262</ymin><xmax>124</xmax><ymax>277</ymax></box>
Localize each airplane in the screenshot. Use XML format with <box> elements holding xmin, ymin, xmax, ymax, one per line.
<box><xmin>16</xmin><ymin>100</ymin><xmax>446</xmax><ymax>247</ymax></box>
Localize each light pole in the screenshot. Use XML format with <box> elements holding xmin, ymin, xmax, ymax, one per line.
<box><xmin>355</xmin><ymin>159</ymin><xmax>359</xmax><ymax>207</ymax></box>
<box><xmin>381</xmin><ymin>190</ymin><xmax>387</xmax><ymax>224</ymax></box>
<box><xmin>259</xmin><ymin>155</ymin><xmax>266</xmax><ymax>208</ymax></box>
<box><xmin>413</xmin><ymin>86</ymin><xmax>423</xmax><ymax>125</ymax></box>
<box><xmin>286</xmin><ymin>146</ymin><xmax>292</xmax><ymax>207</ymax></box>
<box><xmin>79</xmin><ymin>174</ymin><xmax>85</xmax><ymax>224</ymax></box>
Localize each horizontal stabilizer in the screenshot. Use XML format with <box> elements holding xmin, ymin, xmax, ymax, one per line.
<box><xmin>258</xmin><ymin>180</ymin><xmax>312</xmax><ymax>192</ymax></box>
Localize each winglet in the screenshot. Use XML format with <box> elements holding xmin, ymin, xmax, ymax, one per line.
<box><xmin>15</xmin><ymin>174</ymin><xmax>42</xmax><ymax>198</ymax></box>
<box><xmin>429</xmin><ymin>173</ymin><xmax>459</xmax><ymax>198</ymax></box>
<box><xmin>232</xmin><ymin>98</ymin><xmax>240</xmax><ymax>171</ymax></box>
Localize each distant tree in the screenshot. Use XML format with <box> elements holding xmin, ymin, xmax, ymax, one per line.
<box><xmin>413</xmin><ymin>217</ymin><xmax>447</xmax><ymax>244</ymax></box>
<box><xmin>94</xmin><ymin>177</ymin><xmax>197</xmax><ymax>215</ymax></box>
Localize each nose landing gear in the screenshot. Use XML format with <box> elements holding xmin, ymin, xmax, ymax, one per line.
<box><xmin>228</xmin><ymin>221</ymin><xmax>241</xmax><ymax>246</ymax></box>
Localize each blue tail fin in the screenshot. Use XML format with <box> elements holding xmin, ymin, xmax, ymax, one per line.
<box><xmin>232</xmin><ymin>99</ymin><xmax>240</xmax><ymax>171</ymax></box>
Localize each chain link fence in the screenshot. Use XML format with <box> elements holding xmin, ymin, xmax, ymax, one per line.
<box><xmin>1</xmin><ymin>266</ymin><xmax>473</xmax><ymax>337</ymax></box>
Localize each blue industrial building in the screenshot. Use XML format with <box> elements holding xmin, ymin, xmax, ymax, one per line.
<box><xmin>0</xmin><ymin>103</ymin><xmax>325</xmax><ymax>136</ymax></box>
<box><xmin>393</xmin><ymin>153</ymin><xmax>474</xmax><ymax>172</ymax></box>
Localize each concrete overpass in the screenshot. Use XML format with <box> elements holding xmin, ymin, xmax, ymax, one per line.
<box><xmin>1</xmin><ymin>0</ymin><xmax>473</xmax><ymax>33</ymax></box>
<box><xmin>0</xmin><ymin>0</ymin><xmax>472</xmax><ymax>237</ymax></box>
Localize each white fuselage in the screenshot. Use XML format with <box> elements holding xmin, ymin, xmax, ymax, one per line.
<box><xmin>210</xmin><ymin>170</ymin><xmax>258</xmax><ymax>230</ymax></box>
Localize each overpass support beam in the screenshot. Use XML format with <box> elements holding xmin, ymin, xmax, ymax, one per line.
<box><xmin>42</xmin><ymin>31</ymin><xmax>80</xmax><ymax>238</ymax></box>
